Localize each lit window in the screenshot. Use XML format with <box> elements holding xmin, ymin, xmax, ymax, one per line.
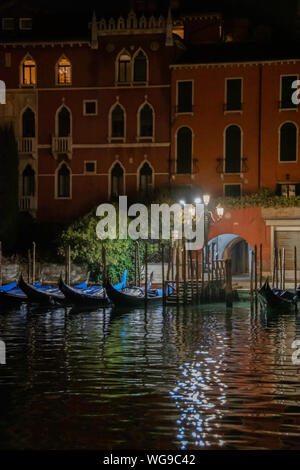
<box><xmin>57</xmin><ymin>57</ymin><xmax>71</xmax><ymax>85</ymax></box>
<box><xmin>118</xmin><ymin>52</ymin><xmax>131</xmax><ymax>83</ymax></box>
<box><xmin>21</xmin><ymin>57</ymin><xmax>36</xmax><ymax>86</ymax></box>
<box><xmin>19</xmin><ymin>18</ymin><xmax>32</xmax><ymax>30</ymax></box>
<box><xmin>277</xmin><ymin>184</ymin><xmax>300</xmax><ymax>197</ymax></box>
<box><xmin>172</xmin><ymin>23</ymin><xmax>184</xmax><ymax>39</ymax></box>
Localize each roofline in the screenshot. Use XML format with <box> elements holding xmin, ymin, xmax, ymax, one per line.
<box><xmin>0</xmin><ymin>40</ymin><xmax>90</xmax><ymax>47</ymax></box>
<box><xmin>170</xmin><ymin>58</ymin><xmax>300</xmax><ymax>68</ymax></box>
<box><xmin>181</xmin><ymin>13</ymin><xmax>222</xmax><ymax>20</ymax></box>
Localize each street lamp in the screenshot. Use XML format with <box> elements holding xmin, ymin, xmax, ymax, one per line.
<box><xmin>203</xmin><ymin>194</ymin><xmax>210</xmax><ymax>206</ymax></box>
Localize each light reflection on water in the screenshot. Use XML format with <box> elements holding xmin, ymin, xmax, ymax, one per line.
<box><xmin>0</xmin><ymin>302</ymin><xmax>300</xmax><ymax>450</ymax></box>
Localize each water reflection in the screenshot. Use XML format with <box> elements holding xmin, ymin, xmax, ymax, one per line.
<box><xmin>0</xmin><ymin>302</ymin><xmax>300</xmax><ymax>449</ymax></box>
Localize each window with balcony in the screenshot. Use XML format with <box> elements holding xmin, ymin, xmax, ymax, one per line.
<box><xmin>177</xmin><ymin>81</ymin><xmax>193</xmax><ymax>113</ymax></box>
<box><xmin>139</xmin><ymin>162</ymin><xmax>153</xmax><ymax>195</ymax></box>
<box><xmin>177</xmin><ymin>126</ymin><xmax>192</xmax><ymax>174</ymax></box>
<box><xmin>117</xmin><ymin>51</ymin><xmax>131</xmax><ymax>83</ymax></box>
<box><xmin>280</xmin><ymin>75</ymin><xmax>298</xmax><ymax>109</ymax></box>
<box><xmin>225</xmin><ymin>125</ymin><xmax>241</xmax><ymax>173</ymax></box>
<box><xmin>22</xmin><ymin>107</ymin><xmax>35</xmax><ymax>137</ymax></box>
<box><xmin>279</xmin><ymin>122</ymin><xmax>297</xmax><ymax>162</ymax></box>
<box><xmin>225</xmin><ymin>78</ymin><xmax>242</xmax><ymax>111</ymax></box>
<box><xmin>57</xmin><ymin>164</ymin><xmax>70</xmax><ymax>198</ymax></box>
<box><xmin>56</xmin><ymin>56</ymin><xmax>72</xmax><ymax>85</ymax></box>
<box><xmin>58</xmin><ymin>106</ymin><xmax>71</xmax><ymax>137</ymax></box>
<box><xmin>133</xmin><ymin>50</ymin><xmax>147</xmax><ymax>83</ymax></box>
<box><xmin>111</xmin><ymin>163</ymin><xmax>124</xmax><ymax>198</ymax></box>
<box><xmin>21</xmin><ymin>55</ymin><xmax>36</xmax><ymax>86</ymax></box>
<box><xmin>111</xmin><ymin>104</ymin><xmax>125</xmax><ymax>139</ymax></box>
<box><xmin>22</xmin><ymin>165</ymin><xmax>35</xmax><ymax>196</ymax></box>
<box><xmin>139</xmin><ymin>103</ymin><xmax>153</xmax><ymax>138</ymax></box>
<box><xmin>224</xmin><ymin>184</ymin><xmax>241</xmax><ymax>197</ymax></box>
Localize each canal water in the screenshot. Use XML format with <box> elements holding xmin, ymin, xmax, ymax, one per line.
<box><xmin>0</xmin><ymin>302</ymin><xmax>300</xmax><ymax>450</ymax></box>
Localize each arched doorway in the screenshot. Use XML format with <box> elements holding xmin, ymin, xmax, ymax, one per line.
<box><xmin>209</xmin><ymin>234</ymin><xmax>252</xmax><ymax>277</ymax></box>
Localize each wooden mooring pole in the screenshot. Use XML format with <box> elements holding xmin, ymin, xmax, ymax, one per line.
<box><xmin>225</xmin><ymin>258</ymin><xmax>233</xmax><ymax>307</ymax></box>
<box><xmin>161</xmin><ymin>244</ymin><xmax>166</xmax><ymax>306</ymax></box>
<box><xmin>259</xmin><ymin>243</ymin><xmax>262</xmax><ymax>288</ymax></box>
<box><xmin>176</xmin><ymin>243</ymin><xmax>179</xmax><ymax>305</ymax></box>
<box><xmin>254</xmin><ymin>245</ymin><xmax>257</xmax><ymax>296</ymax></box>
<box><xmin>294</xmin><ymin>246</ymin><xmax>297</xmax><ymax>293</ymax></box>
<box><xmin>144</xmin><ymin>242</ymin><xmax>148</xmax><ymax>305</ymax></box>
<box><xmin>28</xmin><ymin>248</ymin><xmax>31</xmax><ymax>283</ymax></box>
<box><xmin>279</xmin><ymin>248</ymin><xmax>283</xmax><ymax>290</ymax></box>
<box><xmin>0</xmin><ymin>241</ymin><xmax>2</xmax><ymax>286</ymax></box>
<box><xmin>250</xmin><ymin>250</ymin><xmax>254</xmax><ymax>301</ymax></box>
<box><xmin>282</xmin><ymin>247</ymin><xmax>286</xmax><ymax>290</ymax></box>
<box><xmin>102</xmin><ymin>244</ymin><xmax>106</xmax><ymax>282</ymax></box>
<box><xmin>32</xmin><ymin>241</ymin><xmax>36</xmax><ymax>285</ymax></box>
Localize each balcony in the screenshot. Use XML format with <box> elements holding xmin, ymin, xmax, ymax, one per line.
<box><xmin>18</xmin><ymin>137</ymin><xmax>37</xmax><ymax>157</ymax></box>
<box><xmin>216</xmin><ymin>157</ymin><xmax>248</xmax><ymax>174</ymax></box>
<box><xmin>19</xmin><ymin>196</ymin><xmax>37</xmax><ymax>213</ymax></box>
<box><xmin>51</xmin><ymin>136</ymin><xmax>72</xmax><ymax>159</ymax></box>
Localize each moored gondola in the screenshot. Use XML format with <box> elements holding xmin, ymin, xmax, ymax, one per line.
<box><xmin>59</xmin><ymin>277</ymin><xmax>110</xmax><ymax>307</ymax></box>
<box><xmin>18</xmin><ymin>274</ymin><xmax>66</xmax><ymax>305</ymax></box>
<box><xmin>104</xmin><ymin>279</ymin><xmax>163</xmax><ymax>308</ymax></box>
<box><xmin>258</xmin><ymin>278</ymin><xmax>298</xmax><ymax>311</ymax></box>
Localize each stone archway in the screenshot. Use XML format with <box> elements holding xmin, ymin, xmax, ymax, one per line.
<box><xmin>209</xmin><ymin>233</ymin><xmax>253</xmax><ymax>277</ymax></box>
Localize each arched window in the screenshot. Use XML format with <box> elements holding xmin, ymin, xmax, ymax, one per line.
<box><xmin>22</xmin><ymin>107</ymin><xmax>35</xmax><ymax>137</ymax></box>
<box><xmin>280</xmin><ymin>122</ymin><xmax>297</xmax><ymax>162</ymax></box>
<box><xmin>133</xmin><ymin>50</ymin><xmax>147</xmax><ymax>82</ymax></box>
<box><xmin>22</xmin><ymin>165</ymin><xmax>35</xmax><ymax>196</ymax></box>
<box><xmin>177</xmin><ymin>127</ymin><xmax>192</xmax><ymax>174</ymax></box>
<box><xmin>111</xmin><ymin>104</ymin><xmax>124</xmax><ymax>138</ymax></box>
<box><xmin>225</xmin><ymin>125</ymin><xmax>241</xmax><ymax>173</ymax></box>
<box><xmin>139</xmin><ymin>162</ymin><xmax>153</xmax><ymax>195</ymax></box>
<box><xmin>111</xmin><ymin>163</ymin><xmax>124</xmax><ymax>198</ymax></box>
<box><xmin>21</xmin><ymin>56</ymin><xmax>36</xmax><ymax>86</ymax></box>
<box><xmin>139</xmin><ymin>103</ymin><xmax>153</xmax><ymax>137</ymax></box>
<box><xmin>57</xmin><ymin>106</ymin><xmax>71</xmax><ymax>137</ymax></box>
<box><xmin>57</xmin><ymin>164</ymin><xmax>70</xmax><ymax>198</ymax></box>
<box><xmin>117</xmin><ymin>51</ymin><xmax>131</xmax><ymax>83</ymax></box>
<box><xmin>56</xmin><ymin>56</ymin><xmax>71</xmax><ymax>85</ymax></box>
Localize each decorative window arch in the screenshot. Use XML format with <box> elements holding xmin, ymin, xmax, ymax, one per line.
<box><xmin>56</xmin><ymin>55</ymin><xmax>72</xmax><ymax>85</ymax></box>
<box><xmin>22</xmin><ymin>164</ymin><xmax>35</xmax><ymax>196</ymax></box>
<box><xmin>139</xmin><ymin>161</ymin><xmax>153</xmax><ymax>195</ymax></box>
<box><xmin>110</xmin><ymin>162</ymin><xmax>124</xmax><ymax>198</ymax></box>
<box><xmin>133</xmin><ymin>49</ymin><xmax>148</xmax><ymax>82</ymax></box>
<box><xmin>109</xmin><ymin>103</ymin><xmax>125</xmax><ymax>140</ymax></box>
<box><xmin>21</xmin><ymin>107</ymin><xmax>35</xmax><ymax>137</ymax></box>
<box><xmin>138</xmin><ymin>102</ymin><xmax>154</xmax><ymax>139</ymax></box>
<box><xmin>117</xmin><ymin>17</ymin><xmax>125</xmax><ymax>29</ymax></box>
<box><xmin>279</xmin><ymin>122</ymin><xmax>298</xmax><ymax>162</ymax></box>
<box><xmin>224</xmin><ymin>124</ymin><xmax>242</xmax><ymax>173</ymax></box>
<box><xmin>108</xmin><ymin>18</ymin><xmax>115</xmax><ymax>30</ymax></box>
<box><xmin>56</xmin><ymin>105</ymin><xmax>71</xmax><ymax>137</ymax></box>
<box><xmin>176</xmin><ymin>126</ymin><xmax>192</xmax><ymax>174</ymax></box>
<box><xmin>116</xmin><ymin>49</ymin><xmax>131</xmax><ymax>83</ymax></box>
<box><xmin>56</xmin><ymin>163</ymin><xmax>71</xmax><ymax>198</ymax></box>
<box><xmin>20</xmin><ymin>54</ymin><xmax>36</xmax><ymax>86</ymax></box>
<box><xmin>139</xmin><ymin>15</ymin><xmax>147</xmax><ymax>28</ymax></box>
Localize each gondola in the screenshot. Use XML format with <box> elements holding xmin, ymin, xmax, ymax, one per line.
<box><xmin>18</xmin><ymin>274</ymin><xmax>66</xmax><ymax>305</ymax></box>
<box><xmin>258</xmin><ymin>278</ymin><xmax>298</xmax><ymax>311</ymax></box>
<box><xmin>0</xmin><ymin>282</ymin><xmax>17</xmax><ymax>292</ymax></box>
<box><xmin>104</xmin><ymin>279</ymin><xmax>163</xmax><ymax>308</ymax></box>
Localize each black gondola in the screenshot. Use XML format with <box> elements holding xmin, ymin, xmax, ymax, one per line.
<box><xmin>104</xmin><ymin>279</ymin><xmax>163</xmax><ymax>308</ymax></box>
<box><xmin>258</xmin><ymin>278</ymin><xmax>298</xmax><ymax>311</ymax></box>
<box><xmin>18</xmin><ymin>274</ymin><xmax>66</xmax><ymax>305</ymax></box>
<box><xmin>59</xmin><ymin>277</ymin><xmax>110</xmax><ymax>308</ymax></box>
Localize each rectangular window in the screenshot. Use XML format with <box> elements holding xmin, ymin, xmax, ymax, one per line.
<box><xmin>22</xmin><ymin>60</ymin><xmax>36</xmax><ymax>86</ymax></box>
<box><xmin>83</xmin><ymin>100</ymin><xmax>97</xmax><ymax>116</ymax></box>
<box><xmin>281</xmin><ymin>75</ymin><xmax>298</xmax><ymax>109</ymax></box>
<box><xmin>19</xmin><ymin>18</ymin><xmax>32</xmax><ymax>30</ymax></box>
<box><xmin>224</xmin><ymin>184</ymin><xmax>241</xmax><ymax>197</ymax></box>
<box><xmin>277</xmin><ymin>183</ymin><xmax>300</xmax><ymax>197</ymax></box>
<box><xmin>226</xmin><ymin>78</ymin><xmax>242</xmax><ymax>111</ymax></box>
<box><xmin>177</xmin><ymin>81</ymin><xmax>193</xmax><ymax>113</ymax></box>
<box><xmin>2</xmin><ymin>18</ymin><xmax>14</xmax><ymax>30</ymax></box>
<box><xmin>84</xmin><ymin>161</ymin><xmax>96</xmax><ymax>174</ymax></box>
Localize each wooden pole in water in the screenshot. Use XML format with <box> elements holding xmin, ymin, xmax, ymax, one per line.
<box><xmin>201</xmin><ymin>249</ymin><xmax>205</xmax><ymax>300</ymax></box>
<box><xmin>250</xmin><ymin>250</ymin><xmax>254</xmax><ymax>301</ymax></box>
<box><xmin>0</xmin><ymin>241</ymin><xmax>2</xmax><ymax>286</ymax></box>
<box><xmin>294</xmin><ymin>246</ymin><xmax>297</xmax><ymax>293</ymax></box>
<box><xmin>161</xmin><ymin>244</ymin><xmax>166</xmax><ymax>306</ymax></box>
<box><xmin>259</xmin><ymin>243</ymin><xmax>262</xmax><ymax>288</ymax></box>
<box><xmin>272</xmin><ymin>246</ymin><xmax>276</xmax><ymax>288</ymax></box>
<box><xmin>279</xmin><ymin>248</ymin><xmax>282</xmax><ymax>290</ymax></box>
<box><xmin>32</xmin><ymin>241</ymin><xmax>36</xmax><ymax>285</ymax></box>
<box><xmin>207</xmin><ymin>245</ymin><xmax>211</xmax><ymax>301</ymax></box>
<box><xmin>190</xmin><ymin>251</ymin><xmax>194</xmax><ymax>302</ymax></box>
<box><xmin>144</xmin><ymin>242</ymin><xmax>148</xmax><ymax>304</ymax></box>
<box><xmin>102</xmin><ymin>244</ymin><xmax>106</xmax><ymax>282</ymax></box>
<box><xmin>176</xmin><ymin>243</ymin><xmax>179</xmax><ymax>305</ymax></box>
<box><xmin>282</xmin><ymin>247</ymin><xmax>286</xmax><ymax>290</ymax></box>
<box><xmin>68</xmin><ymin>245</ymin><xmax>71</xmax><ymax>284</ymax></box>
<box><xmin>28</xmin><ymin>248</ymin><xmax>31</xmax><ymax>283</ymax></box>
<box><xmin>196</xmin><ymin>250</ymin><xmax>199</xmax><ymax>303</ymax></box>
<box><xmin>254</xmin><ymin>245</ymin><xmax>257</xmax><ymax>296</ymax></box>
<box><xmin>137</xmin><ymin>242</ymin><xmax>140</xmax><ymax>287</ymax></box>
<box><xmin>182</xmin><ymin>240</ymin><xmax>187</xmax><ymax>303</ymax></box>
<box><xmin>225</xmin><ymin>258</ymin><xmax>233</xmax><ymax>307</ymax></box>
<box><xmin>134</xmin><ymin>241</ymin><xmax>137</xmax><ymax>286</ymax></box>
<box><xmin>275</xmin><ymin>247</ymin><xmax>279</xmax><ymax>288</ymax></box>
